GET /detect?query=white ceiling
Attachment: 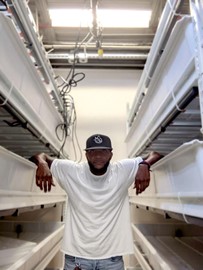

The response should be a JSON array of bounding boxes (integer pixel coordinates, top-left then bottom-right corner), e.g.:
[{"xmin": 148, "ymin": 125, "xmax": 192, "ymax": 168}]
[{"xmin": 27, "ymin": 0, "xmax": 172, "ymax": 69}]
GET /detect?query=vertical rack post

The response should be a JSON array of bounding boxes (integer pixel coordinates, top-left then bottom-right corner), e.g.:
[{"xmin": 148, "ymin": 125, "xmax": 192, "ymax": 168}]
[{"xmin": 190, "ymin": 0, "xmax": 203, "ymax": 133}]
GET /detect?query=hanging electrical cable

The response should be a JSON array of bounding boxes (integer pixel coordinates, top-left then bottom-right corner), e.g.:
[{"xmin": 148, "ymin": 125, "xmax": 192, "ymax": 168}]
[
  {"xmin": 54, "ymin": 29, "xmax": 86, "ymax": 160},
  {"xmin": 54, "ymin": 0, "xmax": 105, "ymax": 160}
]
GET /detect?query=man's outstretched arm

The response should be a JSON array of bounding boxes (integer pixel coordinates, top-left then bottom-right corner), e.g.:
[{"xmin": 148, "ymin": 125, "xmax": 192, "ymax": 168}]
[
  {"xmin": 134, "ymin": 151, "xmax": 163, "ymax": 195},
  {"xmin": 30, "ymin": 153, "xmax": 56, "ymax": 192}
]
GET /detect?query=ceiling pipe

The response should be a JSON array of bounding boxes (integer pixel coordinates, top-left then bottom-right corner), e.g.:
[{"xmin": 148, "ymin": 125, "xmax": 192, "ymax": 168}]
[
  {"xmin": 47, "ymin": 52, "xmax": 148, "ymax": 61},
  {"xmin": 44, "ymin": 44, "xmax": 151, "ymax": 50}
]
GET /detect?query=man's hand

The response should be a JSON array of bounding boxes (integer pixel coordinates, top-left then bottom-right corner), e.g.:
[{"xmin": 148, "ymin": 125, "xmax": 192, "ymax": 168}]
[
  {"xmin": 36, "ymin": 162, "xmax": 55, "ymax": 192},
  {"xmin": 133, "ymin": 164, "xmax": 150, "ymax": 195},
  {"xmin": 134, "ymin": 151, "xmax": 163, "ymax": 195},
  {"xmin": 30, "ymin": 153, "xmax": 55, "ymax": 192}
]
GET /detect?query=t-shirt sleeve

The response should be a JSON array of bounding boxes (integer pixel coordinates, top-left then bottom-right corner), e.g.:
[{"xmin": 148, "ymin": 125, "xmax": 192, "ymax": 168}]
[
  {"xmin": 50, "ymin": 159, "xmax": 76, "ymax": 189},
  {"xmin": 117, "ymin": 156, "xmax": 143, "ymax": 187}
]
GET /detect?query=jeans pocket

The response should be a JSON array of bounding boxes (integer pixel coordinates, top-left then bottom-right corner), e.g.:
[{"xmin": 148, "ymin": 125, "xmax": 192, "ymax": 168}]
[
  {"xmin": 65, "ymin": 254, "xmax": 75, "ymax": 263},
  {"xmin": 110, "ymin": 256, "xmax": 122, "ymax": 262}
]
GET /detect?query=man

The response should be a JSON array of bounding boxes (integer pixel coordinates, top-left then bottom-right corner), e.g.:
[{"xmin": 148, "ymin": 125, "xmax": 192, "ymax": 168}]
[{"xmin": 33, "ymin": 134, "xmax": 162, "ymax": 270}]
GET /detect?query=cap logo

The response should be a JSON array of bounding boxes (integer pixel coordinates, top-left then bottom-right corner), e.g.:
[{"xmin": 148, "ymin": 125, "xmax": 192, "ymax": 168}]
[{"xmin": 94, "ymin": 135, "xmax": 103, "ymax": 144}]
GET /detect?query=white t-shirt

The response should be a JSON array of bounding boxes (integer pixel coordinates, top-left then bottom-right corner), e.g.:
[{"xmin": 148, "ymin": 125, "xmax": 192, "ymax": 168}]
[{"xmin": 51, "ymin": 157, "xmax": 142, "ymax": 259}]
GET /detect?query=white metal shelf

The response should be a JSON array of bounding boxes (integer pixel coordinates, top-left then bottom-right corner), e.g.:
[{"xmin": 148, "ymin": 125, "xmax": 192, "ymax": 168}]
[
  {"xmin": 129, "ymin": 140, "xmax": 203, "ymax": 222},
  {"xmin": 0, "ymin": 145, "xmax": 66, "ymax": 269},
  {"xmin": 0, "ymin": 101, "xmax": 60, "ymax": 158},
  {"xmin": 0, "ymin": 190, "xmax": 66, "ymax": 213},
  {"xmin": 0, "ymin": 221, "xmax": 64, "ymax": 270},
  {"xmin": 0, "ymin": 13, "xmax": 68, "ymax": 157},
  {"xmin": 135, "ymin": 90, "xmax": 201, "ymax": 157},
  {"xmin": 0, "ymin": 145, "xmax": 66, "ymax": 214},
  {"xmin": 7, "ymin": 0, "xmax": 64, "ymax": 111},
  {"xmin": 126, "ymin": 16, "xmax": 199, "ymax": 158},
  {"xmin": 131, "ymin": 223, "xmax": 203, "ymax": 270},
  {"xmin": 128, "ymin": 0, "xmax": 186, "ymax": 126}
]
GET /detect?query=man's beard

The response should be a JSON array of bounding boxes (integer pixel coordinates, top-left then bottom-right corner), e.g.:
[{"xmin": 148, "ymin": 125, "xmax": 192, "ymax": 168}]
[{"xmin": 88, "ymin": 160, "xmax": 110, "ymax": 175}]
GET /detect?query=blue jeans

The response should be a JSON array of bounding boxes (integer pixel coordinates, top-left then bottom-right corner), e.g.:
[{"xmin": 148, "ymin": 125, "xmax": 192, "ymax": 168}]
[{"xmin": 64, "ymin": 254, "xmax": 124, "ymax": 270}]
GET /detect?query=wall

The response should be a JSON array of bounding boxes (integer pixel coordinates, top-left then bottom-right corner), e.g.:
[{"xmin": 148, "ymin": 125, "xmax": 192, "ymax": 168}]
[{"xmin": 55, "ymin": 68, "xmax": 142, "ymax": 161}]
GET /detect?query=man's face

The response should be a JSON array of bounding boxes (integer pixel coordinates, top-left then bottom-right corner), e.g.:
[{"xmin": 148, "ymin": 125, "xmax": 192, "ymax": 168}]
[{"xmin": 85, "ymin": 149, "xmax": 113, "ymax": 175}]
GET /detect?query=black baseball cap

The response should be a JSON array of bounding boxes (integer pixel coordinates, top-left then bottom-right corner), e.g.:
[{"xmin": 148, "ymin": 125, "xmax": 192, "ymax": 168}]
[{"xmin": 85, "ymin": 134, "xmax": 113, "ymax": 151}]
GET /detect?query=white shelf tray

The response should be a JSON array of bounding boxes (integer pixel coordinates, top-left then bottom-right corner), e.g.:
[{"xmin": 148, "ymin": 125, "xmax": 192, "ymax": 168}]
[
  {"xmin": 0, "ymin": 13, "xmax": 64, "ymax": 153},
  {"xmin": 0, "ymin": 236, "xmax": 36, "ymax": 266},
  {"xmin": 152, "ymin": 139, "xmax": 203, "ymax": 196},
  {"xmin": 0, "ymin": 146, "xmax": 36, "ymax": 192},
  {"xmin": 0, "ymin": 221, "xmax": 64, "ymax": 270},
  {"xmin": 126, "ymin": 16, "xmax": 198, "ymax": 157},
  {"xmin": 129, "ymin": 140, "xmax": 203, "ymax": 219},
  {"xmin": 0, "ymin": 146, "xmax": 66, "ymax": 212},
  {"xmin": 132, "ymin": 223, "xmax": 203, "ymax": 270}
]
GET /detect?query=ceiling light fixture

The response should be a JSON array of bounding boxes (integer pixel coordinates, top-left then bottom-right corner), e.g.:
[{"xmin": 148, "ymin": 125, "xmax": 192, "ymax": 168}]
[{"xmin": 49, "ymin": 9, "xmax": 152, "ymax": 28}]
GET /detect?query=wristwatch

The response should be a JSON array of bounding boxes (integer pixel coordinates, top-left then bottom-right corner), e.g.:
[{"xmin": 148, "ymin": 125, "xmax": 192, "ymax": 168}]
[{"xmin": 139, "ymin": 160, "xmax": 151, "ymax": 170}]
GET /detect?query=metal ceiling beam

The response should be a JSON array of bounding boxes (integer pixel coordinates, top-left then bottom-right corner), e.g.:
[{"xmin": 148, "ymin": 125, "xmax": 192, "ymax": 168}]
[{"xmin": 44, "ymin": 44, "xmax": 151, "ymax": 50}]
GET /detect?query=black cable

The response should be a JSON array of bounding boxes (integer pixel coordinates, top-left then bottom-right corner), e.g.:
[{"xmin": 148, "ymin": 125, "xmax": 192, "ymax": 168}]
[
  {"xmin": 60, "ymin": 72, "xmax": 85, "ymax": 96},
  {"xmin": 56, "ymin": 91, "xmax": 77, "ymax": 158},
  {"xmin": 72, "ymin": 110, "xmax": 83, "ymax": 162},
  {"xmin": 54, "ymin": 0, "xmax": 89, "ymax": 159},
  {"xmin": 56, "ymin": 49, "xmax": 85, "ymax": 158}
]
